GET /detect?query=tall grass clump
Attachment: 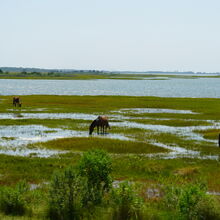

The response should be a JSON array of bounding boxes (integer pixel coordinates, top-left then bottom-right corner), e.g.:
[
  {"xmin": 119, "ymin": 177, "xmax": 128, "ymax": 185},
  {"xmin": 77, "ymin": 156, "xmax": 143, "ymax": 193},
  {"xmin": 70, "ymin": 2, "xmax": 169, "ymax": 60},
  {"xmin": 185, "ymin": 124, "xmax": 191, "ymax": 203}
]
[
  {"xmin": 164, "ymin": 182, "xmax": 220, "ymax": 220},
  {"xmin": 48, "ymin": 167, "xmax": 86, "ymax": 220},
  {"xmin": 0, "ymin": 180, "xmax": 29, "ymax": 216},
  {"xmin": 78, "ymin": 149, "xmax": 113, "ymax": 206},
  {"xmin": 111, "ymin": 181, "xmax": 143, "ymax": 220}
]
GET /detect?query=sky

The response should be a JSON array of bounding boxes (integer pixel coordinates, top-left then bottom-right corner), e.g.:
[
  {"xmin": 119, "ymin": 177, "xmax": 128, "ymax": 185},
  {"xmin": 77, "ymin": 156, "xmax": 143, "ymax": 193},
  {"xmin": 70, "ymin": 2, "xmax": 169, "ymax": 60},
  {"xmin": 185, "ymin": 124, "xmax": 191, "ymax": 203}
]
[{"xmin": 0, "ymin": 0, "xmax": 220, "ymax": 72}]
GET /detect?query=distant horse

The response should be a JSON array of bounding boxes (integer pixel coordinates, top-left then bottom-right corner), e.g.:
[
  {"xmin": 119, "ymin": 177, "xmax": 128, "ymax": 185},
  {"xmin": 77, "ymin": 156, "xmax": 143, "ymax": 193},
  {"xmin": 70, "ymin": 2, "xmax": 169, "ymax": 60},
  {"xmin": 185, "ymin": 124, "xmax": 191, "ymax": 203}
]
[
  {"xmin": 89, "ymin": 116, "xmax": 110, "ymax": 135},
  {"xmin": 13, "ymin": 97, "xmax": 22, "ymax": 107}
]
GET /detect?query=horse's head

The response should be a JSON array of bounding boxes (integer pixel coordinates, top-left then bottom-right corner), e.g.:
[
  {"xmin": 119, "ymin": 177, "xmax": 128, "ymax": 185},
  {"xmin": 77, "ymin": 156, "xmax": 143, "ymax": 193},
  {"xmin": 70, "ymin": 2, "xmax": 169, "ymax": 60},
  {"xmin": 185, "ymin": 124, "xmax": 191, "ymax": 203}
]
[
  {"xmin": 89, "ymin": 119, "xmax": 99, "ymax": 135},
  {"xmin": 89, "ymin": 122, "xmax": 95, "ymax": 135},
  {"xmin": 89, "ymin": 125, "xmax": 94, "ymax": 135}
]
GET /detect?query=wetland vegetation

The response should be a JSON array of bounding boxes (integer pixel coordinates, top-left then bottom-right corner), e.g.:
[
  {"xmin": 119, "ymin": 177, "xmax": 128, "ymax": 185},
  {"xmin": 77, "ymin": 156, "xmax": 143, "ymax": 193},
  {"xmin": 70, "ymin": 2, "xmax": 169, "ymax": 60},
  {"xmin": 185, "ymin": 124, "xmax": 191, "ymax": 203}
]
[
  {"xmin": 0, "ymin": 70, "xmax": 220, "ymax": 80},
  {"xmin": 0, "ymin": 95, "xmax": 220, "ymax": 219}
]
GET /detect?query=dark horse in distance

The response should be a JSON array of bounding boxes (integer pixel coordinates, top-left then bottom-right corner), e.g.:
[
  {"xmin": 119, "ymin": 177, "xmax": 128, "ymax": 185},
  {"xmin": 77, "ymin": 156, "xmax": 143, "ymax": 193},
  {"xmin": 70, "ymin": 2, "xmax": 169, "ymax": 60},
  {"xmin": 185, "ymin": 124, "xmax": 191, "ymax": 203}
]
[
  {"xmin": 13, "ymin": 97, "xmax": 22, "ymax": 107},
  {"xmin": 89, "ymin": 116, "xmax": 110, "ymax": 135}
]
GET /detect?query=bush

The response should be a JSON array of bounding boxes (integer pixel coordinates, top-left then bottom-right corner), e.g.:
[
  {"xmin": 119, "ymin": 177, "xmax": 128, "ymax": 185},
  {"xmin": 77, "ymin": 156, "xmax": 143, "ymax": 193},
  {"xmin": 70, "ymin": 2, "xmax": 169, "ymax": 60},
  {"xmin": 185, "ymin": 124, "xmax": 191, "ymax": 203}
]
[
  {"xmin": 163, "ymin": 184, "xmax": 182, "ymax": 210},
  {"xmin": 111, "ymin": 181, "xmax": 143, "ymax": 220},
  {"xmin": 78, "ymin": 149, "xmax": 112, "ymax": 205},
  {"xmin": 0, "ymin": 180, "xmax": 29, "ymax": 216},
  {"xmin": 164, "ymin": 183, "xmax": 220, "ymax": 220},
  {"xmin": 48, "ymin": 167, "xmax": 86, "ymax": 220},
  {"xmin": 178, "ymin": 184, "xmax": 207, "ymax": 219}
]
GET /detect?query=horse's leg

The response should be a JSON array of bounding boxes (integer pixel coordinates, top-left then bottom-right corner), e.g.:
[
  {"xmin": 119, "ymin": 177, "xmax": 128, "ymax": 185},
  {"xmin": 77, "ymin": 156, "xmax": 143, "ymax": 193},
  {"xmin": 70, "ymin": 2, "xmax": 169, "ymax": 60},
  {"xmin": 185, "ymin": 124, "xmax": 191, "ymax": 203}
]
[{"xmin": 97, "ymin": 126, "xmax": 99, "ymax": 134}]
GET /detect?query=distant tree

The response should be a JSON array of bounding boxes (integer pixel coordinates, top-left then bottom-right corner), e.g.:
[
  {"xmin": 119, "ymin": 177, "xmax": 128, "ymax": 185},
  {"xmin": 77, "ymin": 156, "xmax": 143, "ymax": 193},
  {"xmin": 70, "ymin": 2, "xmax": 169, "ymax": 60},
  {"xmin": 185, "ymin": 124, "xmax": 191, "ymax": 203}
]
[
  {"xmin": 0, "ymin": 69, "xmax": 3, "ymax": 74},
  {"xmin": 48, "ymin": 72, "xmax": 55, "ymax": 76},
  {"xmin": 31, "ymin": 71, "xmax": 41, "ymax": 76}
]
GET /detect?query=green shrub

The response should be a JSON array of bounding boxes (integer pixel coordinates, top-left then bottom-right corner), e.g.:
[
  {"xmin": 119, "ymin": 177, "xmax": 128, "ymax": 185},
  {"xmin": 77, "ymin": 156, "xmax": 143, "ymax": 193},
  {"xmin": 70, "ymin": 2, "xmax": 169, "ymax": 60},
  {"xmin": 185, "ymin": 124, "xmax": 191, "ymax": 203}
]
[
  {"xmin": 111, "ymin": 181, "xmax": 143, "ymax": 220},
  {"xmin": 164, "ymin": 183, "xmax": 220, "ymax": 220},
  {"xmin": 48, "ymin": 167, "xmax": 86, "ymax": 220},
  {"xmin": 178, "ymin": 184, "xmax": 207, "ymax": 219},
  {"xmin": 78, "ymin": 149, "xmax": 112, "ymax": 205},
  {"xmin": 0, "ymin": 180, "xmax": 29, "ymax": 216},
  {"xmin": 163, "ymin": 184, "xmax": 182, "ymax": 210}
]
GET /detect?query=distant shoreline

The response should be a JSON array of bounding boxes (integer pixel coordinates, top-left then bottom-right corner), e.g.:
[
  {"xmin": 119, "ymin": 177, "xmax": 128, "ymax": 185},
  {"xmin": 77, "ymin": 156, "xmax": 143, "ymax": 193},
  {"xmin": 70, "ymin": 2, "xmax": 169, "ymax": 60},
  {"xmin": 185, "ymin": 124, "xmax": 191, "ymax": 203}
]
[{"xmin": 0, "ymin": 67, "xmax": 219, "ymax": 75}]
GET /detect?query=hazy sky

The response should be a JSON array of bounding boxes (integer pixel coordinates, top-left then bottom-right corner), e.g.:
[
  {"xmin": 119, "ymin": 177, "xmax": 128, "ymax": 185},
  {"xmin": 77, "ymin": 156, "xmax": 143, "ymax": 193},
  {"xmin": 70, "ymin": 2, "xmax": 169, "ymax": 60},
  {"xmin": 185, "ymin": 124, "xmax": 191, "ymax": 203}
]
[{"xmin": 1, "ymin": 0, "xmax": 220, "ymax": 72}]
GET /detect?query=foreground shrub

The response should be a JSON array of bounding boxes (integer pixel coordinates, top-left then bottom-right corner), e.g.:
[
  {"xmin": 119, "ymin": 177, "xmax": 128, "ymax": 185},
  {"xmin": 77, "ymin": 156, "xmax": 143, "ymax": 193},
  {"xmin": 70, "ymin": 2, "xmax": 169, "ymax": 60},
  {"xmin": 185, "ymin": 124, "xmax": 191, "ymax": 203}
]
[
  {"xmin": 78, "ymin": 149, "xmax": 112, "ymax": 205},
  {"xmin": 178, "ymin": 184, "xmax": 207, "ymax": 219},
  {"xmin": 164, "ymin": 183, "xmax": 220, "ymax": 220},
  {"xmin": 178, "ymin": 184, "xmax": 220, "ymax": 220},
  {"xmin": 48, "ymin": 167, "xmax": 86, "ymax": 220},
  {"xmin": 111, "ymin": 181, "xmax": 143, "ymax": 220},
  {"xmin": 0, "ymin": 180, "xmax": 29, "ymax": 216}
]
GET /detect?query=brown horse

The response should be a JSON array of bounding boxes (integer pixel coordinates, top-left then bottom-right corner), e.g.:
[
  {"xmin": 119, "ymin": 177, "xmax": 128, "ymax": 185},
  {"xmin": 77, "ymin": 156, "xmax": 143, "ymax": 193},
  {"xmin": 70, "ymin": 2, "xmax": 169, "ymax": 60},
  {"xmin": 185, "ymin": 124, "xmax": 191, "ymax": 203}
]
[
  {"xmin": 89, "ymin": 116, "xmax": 110, "ymax": 135},
  {"xmin": 13, "ymin": 97, "xmax": 22, "ymax": 107}
]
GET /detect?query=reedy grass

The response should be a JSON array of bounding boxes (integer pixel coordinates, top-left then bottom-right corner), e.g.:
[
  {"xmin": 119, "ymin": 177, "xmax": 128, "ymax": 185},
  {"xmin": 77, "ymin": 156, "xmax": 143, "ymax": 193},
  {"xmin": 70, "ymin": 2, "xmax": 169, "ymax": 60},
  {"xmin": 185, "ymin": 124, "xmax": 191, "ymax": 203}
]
[
  {"xmin": 129, "ymin": 118, "xmax": 212, "ymax": 127},
  {"xmin": 0, "ymin": 119, "xmax": 88, "ymax": 131},
  {"xmin": 195, "ymin": 129, "xmax": 220, "ymax": 140},
  {"xmin": 0, "ymin": 154, "xmax": 79, "ymax": 185},
  {"xmin": 1, "ymin": 95, "xmax": 220, "ymax": 119},
  {"xmin": 0, "ymin": 152, "xmax": 220, "ymax": 191},
  {"xmin": 37, "ymin": 137, "xmax": 169, "ymax": 154},
  {"xmin": 112, "ymin": 156, "xmax": 220, "ymax": 191}
]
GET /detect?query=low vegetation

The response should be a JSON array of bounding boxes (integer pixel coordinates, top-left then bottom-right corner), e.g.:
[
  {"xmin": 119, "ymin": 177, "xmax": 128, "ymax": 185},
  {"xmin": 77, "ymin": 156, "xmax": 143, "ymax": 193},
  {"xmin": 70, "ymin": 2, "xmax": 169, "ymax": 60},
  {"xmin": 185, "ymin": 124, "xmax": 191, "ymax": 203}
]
[
  {"xmin": 0, "ymin": 150, "xmax": 219, "ymax": 219},
  {"xmin": 0, "ymin": 95, "xmax": 220, "ymax": 219}
]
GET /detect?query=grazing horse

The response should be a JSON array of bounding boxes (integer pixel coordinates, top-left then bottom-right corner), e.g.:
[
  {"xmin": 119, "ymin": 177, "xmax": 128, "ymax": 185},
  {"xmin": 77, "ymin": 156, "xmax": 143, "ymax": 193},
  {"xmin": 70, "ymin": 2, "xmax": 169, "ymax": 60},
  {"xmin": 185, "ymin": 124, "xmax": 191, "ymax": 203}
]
[
  {"xmin": 89, "ymin": 116, "xmax": 110, "ymax": 135},
  {"xmin": 13, "ymin": 97, "xmax": 22, "ymax": 107}
]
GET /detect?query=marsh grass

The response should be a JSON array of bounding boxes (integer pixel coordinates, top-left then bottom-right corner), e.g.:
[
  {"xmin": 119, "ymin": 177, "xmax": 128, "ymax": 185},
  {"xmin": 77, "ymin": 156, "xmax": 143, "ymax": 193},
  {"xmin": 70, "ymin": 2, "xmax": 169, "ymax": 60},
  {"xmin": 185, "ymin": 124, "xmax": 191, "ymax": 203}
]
[
  {"xmin": 112, "ymin": 156, "xmax": 220, "ymax": 190},
  {"xmin": 1, "ymin": 137, "xmax": 17, "ymax": 141},
  {"xmin": 0, "ymin": 95, "xmax": 220, "ymax": 219},
  {"xmin": 39, "ymin": 137, "xmax": 169, "ymax": 154},
  {"xmin": 173, "ymin": 166, "xmax": 200, "ymax": 177},
  {"xmin": 129, "ymin": 118, "xmax": 212, "ymax": 127},
  {"xmin": 0, "ymin": 119, "xmax": 88, "ymax": 131},
  {"xmin": 0, "ymin": 154, "xmax": 80, "ymax": 185},
  {"xmin": 0, "ymin": 95, "xmax": 220, "ymax": 118},
  {"xmin": 195, "ymin": 129, "xmax": 220, "ymax": 140}
]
